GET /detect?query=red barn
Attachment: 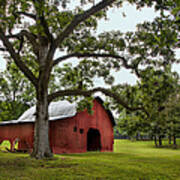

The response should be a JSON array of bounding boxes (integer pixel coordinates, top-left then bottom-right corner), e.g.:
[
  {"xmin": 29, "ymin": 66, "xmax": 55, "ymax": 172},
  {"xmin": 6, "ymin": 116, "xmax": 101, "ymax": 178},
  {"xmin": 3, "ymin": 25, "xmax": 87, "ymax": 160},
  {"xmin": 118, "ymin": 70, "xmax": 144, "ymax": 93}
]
[{"xmin": 0, "ymin": 97, "xmax": 115, "ymax": 154}]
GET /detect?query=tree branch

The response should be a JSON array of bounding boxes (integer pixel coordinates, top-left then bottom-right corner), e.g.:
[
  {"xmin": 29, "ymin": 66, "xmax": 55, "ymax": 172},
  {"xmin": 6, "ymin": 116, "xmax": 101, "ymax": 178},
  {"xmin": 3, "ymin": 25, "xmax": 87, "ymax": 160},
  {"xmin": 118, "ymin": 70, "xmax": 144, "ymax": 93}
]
[
  {"xmin": 17, "ymin": 37, "xmax": 24, "ymax": 54},
  {"xmin": 55, "ymin": 0, "xmax": 115, "ymax": 47},
  {"xmin": 0, "ymin": 47, "xmax": 7, "ymax": 52},
  {"xmin": 6, "ymin": 30, "xmax": 37, "ymax": 43},
  {"xmin": 0, "ymin": 28, "xmax": 38, "ymax": 87},
  {"xmin": 15, "ymin": 11, "xmax": 36, "ymax": 20},
  {"xmin": 31, "ymin": 0, "xmax": 53, "ymax": 42},
  {"xmin": 48, "ymin": 87, "xmax": 142, "ymax": 111},
  {"xmin": 39, "ymin": 15, "xmax": 54, "ymax": 42},
  {"xmin": 53, "ymin": 52, "xmax": 138, "ymax": 71},
  {"xmin": 6, "ymin": 30, "xmax": 39, "ymax": 57},
  {"xmin": 30, "ymin": 0, "xmax": 55, "ymax": 71}
]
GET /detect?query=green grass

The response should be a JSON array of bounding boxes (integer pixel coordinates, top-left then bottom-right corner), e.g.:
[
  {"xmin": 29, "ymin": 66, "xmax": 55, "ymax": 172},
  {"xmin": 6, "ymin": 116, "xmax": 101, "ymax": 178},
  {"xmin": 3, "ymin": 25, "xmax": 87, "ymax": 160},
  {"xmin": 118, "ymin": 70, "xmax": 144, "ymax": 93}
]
[{"xmin": 0, "ymin": 140, "xmax": 180, "ymax": 180}]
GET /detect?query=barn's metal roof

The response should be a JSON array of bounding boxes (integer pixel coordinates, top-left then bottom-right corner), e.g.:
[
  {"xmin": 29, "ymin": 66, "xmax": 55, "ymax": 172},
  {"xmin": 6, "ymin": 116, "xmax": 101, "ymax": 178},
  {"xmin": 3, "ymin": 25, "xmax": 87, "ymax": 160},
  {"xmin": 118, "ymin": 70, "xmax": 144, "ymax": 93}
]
[
  {"xmin": 0, "ymin": 97, "xmax": 115, "ymax": 126},
  {"xmin": 0, "ymin": 100, "xmax": 76, "ymax": 125}
]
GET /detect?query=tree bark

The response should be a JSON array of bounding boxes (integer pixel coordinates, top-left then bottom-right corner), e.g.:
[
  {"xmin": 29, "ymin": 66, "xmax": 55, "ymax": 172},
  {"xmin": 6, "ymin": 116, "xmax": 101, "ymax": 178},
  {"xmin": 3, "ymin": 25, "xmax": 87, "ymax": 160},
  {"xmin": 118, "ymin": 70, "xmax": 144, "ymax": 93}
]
[
  {"xmin": 158, "ymin": 136, "xmax": 162, "ymax": 147},
  {"xmin": 31, "ymin": 44, "xmax": 53, "ymax": 159},
  {"xmin": 173, "ymin": 135, "xmax": 177, "ymax": 148},
  {"xmin": 154, "ymin": 135, "xmax": 158, "ymax": 147},
  {"xmin": 136, "ymin": 133, "xmax": 139, "ymax": 141},
  {"xmin": 168, "ymin": 135, "xmax": 171, "ymax": 145},
  {"xmin": 31, "ymin": 87, "xmax": 52, "ymax": 159}
]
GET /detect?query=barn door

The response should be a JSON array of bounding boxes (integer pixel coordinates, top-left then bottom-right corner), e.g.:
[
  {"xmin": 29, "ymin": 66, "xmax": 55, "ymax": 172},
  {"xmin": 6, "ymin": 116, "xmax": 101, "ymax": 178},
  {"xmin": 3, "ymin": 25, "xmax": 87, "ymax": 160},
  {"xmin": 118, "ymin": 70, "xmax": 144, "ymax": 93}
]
[{"xmin": 87, "ymin": 128, "xmax": 101, "ymax": 151}]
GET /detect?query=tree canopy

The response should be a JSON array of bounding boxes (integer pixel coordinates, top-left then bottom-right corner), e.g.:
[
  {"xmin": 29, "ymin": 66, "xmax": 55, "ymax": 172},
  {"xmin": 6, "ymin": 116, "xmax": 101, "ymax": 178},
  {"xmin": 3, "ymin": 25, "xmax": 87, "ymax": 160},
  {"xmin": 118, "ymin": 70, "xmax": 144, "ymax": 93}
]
[
  {"xmin": 116, "ymin": 67, "xmax": 180, "ymax": 147},
  {"xmin": 0, "ymin": 62, "xmax": 36, "ymax": 121}
]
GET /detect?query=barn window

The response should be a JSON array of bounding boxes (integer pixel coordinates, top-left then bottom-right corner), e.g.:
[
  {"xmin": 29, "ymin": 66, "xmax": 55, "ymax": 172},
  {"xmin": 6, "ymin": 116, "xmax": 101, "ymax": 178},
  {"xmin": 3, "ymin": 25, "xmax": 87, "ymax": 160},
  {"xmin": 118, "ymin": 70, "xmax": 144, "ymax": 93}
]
[
  {"xmin": 73, "ymin": 126, "xmax": 77, "ymax": 132},
  {"xmin": 80, "ymin": 129, "xmax": 84, "ymax": 134}
]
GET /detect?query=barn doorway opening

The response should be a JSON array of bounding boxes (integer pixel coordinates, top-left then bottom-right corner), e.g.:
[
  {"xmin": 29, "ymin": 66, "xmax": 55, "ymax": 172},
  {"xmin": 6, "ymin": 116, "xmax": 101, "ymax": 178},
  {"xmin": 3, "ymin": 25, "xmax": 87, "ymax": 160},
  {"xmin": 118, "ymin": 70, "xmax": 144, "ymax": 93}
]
[{"xmin": 87, "ymin": 128, "xmax": 101, "ymax": 151}]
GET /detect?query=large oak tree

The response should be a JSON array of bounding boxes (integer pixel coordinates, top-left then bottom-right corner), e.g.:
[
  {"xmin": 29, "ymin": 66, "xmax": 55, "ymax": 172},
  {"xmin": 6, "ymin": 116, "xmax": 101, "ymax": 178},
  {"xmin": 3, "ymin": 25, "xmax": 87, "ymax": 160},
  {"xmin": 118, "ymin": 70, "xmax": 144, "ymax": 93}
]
[{"xmin": 0, "ymin": 0, "xmax": 179, "ymax": 159}]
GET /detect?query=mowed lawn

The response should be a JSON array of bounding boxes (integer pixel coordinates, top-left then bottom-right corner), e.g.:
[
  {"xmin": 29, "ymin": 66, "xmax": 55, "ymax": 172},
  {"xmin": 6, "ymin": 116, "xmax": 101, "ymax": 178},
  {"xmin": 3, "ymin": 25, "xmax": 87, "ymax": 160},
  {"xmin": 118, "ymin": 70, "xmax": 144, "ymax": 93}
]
[{"xmin": 0, "ymin": 140, "xmax": 180, "ymax": 180}]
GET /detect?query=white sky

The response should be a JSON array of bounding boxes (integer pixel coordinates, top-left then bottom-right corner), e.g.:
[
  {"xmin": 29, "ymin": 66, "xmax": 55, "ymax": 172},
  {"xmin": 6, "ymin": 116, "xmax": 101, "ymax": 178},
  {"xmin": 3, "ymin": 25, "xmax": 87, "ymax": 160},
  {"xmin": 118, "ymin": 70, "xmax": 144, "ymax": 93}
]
[{"xmin": 0, "ymin": 2, "xmax": 179, "ymax": 85}]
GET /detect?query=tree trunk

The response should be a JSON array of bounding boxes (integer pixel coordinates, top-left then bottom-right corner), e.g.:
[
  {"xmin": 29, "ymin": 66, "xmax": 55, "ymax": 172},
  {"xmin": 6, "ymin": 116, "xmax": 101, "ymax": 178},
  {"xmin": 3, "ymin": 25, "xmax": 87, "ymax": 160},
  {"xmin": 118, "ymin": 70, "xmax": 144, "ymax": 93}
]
[
  {"xmin": 158, "ymin": 136, "xmax": 162, "ymax": 147},
  {"xmin": 173, "ymin": 135, "xmax": 177, "ymax": 149},
  {"xmin": 168, "ymin": 135, "xmax": 171, "ymax": 145},
  {"xmin": 154, "ymin": 135, "xmax": 158, "ymax": 147},
  {"xmin": 140, "ymin": 134, "xmax": 143, "ymax": 141},
  {"xmin": 31, "ymin": 68, "xmax": 53, "ymax": 159},
  {"xmin": 30, "ymin": 42, "xmax": 53, "ymax": 159},
  {"xmin": 31, "ymin": 90, "xmax": 52, "ymax": 159},
  {"xmin": 136, "ymin": 133, "xmax": 139, "ymax": 141}
]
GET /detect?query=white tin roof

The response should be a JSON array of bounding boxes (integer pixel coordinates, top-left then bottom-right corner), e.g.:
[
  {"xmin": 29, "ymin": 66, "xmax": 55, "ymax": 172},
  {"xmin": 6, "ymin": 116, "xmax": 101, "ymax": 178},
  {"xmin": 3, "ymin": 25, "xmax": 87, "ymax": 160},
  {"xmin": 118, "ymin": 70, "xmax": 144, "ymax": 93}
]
[{"xmin": 0, "ymin": 100, "xmax": 77, "ymax": 125}]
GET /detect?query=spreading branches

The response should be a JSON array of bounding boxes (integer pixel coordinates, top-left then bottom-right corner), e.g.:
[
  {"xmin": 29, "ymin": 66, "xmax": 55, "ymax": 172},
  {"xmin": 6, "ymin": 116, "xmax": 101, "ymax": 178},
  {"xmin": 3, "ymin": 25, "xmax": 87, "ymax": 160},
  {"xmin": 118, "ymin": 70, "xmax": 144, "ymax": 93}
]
[
  {"xmin": 48, "ymin": 87, "xmax": 143, "ymax": 111},
  {"xmin": 53, "ymin": 52, "xmax": 141, "ymax": 77},
  {"xmin": 0, "ymin": 28, "xmax": 38, "ymax": 87},
  {"xmin": 6, "ymin": 30, "xmax": 37, "ymax": 45},
  {"xmin": 55, "ymin": 0, "xmax": 115, "ymax": 47},
  {"xmin": 6, "ymin": 30, "xmax": 39, "ymax": 57},
  {"xmin": 31, "ymin": 0, "xmax": 53, "ymax": 42},
  {"xmin": 39, "ymin": 15, "xmax": 54, "ymax": 42}
]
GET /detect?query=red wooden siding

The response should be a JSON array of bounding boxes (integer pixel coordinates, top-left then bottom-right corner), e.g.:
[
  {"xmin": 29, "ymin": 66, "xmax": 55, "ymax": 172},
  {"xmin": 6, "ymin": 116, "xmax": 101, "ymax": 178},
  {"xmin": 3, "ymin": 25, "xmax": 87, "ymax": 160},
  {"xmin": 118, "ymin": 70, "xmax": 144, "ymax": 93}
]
[
  {"xmin": 0, "ymin": 123, "xmax": 34, "ymax": 151},
  {"xmin": 0, "ymin": 99, "xmax": 114, "ymax": 154}
]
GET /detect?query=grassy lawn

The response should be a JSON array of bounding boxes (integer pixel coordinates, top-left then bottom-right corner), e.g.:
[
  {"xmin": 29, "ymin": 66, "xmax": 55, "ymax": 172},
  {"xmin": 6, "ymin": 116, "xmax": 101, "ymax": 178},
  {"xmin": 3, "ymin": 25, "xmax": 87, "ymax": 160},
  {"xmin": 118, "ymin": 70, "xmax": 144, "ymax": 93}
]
[{"xmin": 0, "ymin": 140, "xmax": 180, "ymax": 180}]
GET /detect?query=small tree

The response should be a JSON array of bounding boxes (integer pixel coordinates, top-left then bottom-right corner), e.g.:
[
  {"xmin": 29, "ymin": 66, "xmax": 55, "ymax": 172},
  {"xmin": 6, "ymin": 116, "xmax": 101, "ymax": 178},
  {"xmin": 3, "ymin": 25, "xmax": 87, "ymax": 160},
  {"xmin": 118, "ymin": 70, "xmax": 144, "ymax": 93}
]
[
  {"xmin": 0, "ymin": 63, "xmax": 35, "ymax": 121},
  {"xmin": 161, "ymin": 88, "xmax": 180, "ymax": 148}
]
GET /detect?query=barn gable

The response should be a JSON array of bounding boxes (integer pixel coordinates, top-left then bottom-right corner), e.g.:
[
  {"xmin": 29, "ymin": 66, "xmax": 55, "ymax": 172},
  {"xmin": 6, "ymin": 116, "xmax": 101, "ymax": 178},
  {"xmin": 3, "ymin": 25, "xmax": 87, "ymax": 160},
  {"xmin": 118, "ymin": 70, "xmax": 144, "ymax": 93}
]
[{"xmin": 94, "ymin": 97, "xmax": 115, "ymax": 126}]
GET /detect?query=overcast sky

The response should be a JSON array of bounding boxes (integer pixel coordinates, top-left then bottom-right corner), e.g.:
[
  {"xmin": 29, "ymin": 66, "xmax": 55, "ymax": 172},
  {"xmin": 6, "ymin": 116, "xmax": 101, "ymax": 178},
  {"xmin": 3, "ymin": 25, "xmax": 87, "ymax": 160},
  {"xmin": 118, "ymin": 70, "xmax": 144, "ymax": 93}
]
[{"xmin": 0, "ymin": 2, "xmax": 179, "ymax": 85}]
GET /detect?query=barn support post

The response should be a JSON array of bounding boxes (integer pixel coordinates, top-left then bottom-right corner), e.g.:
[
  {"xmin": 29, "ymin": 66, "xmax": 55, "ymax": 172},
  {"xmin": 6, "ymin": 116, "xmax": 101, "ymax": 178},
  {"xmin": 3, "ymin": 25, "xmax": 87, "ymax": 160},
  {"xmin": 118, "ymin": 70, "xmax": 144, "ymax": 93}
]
[{"xmin": 10, "ymin": 139, "xmax": 15, "ymax": 152}]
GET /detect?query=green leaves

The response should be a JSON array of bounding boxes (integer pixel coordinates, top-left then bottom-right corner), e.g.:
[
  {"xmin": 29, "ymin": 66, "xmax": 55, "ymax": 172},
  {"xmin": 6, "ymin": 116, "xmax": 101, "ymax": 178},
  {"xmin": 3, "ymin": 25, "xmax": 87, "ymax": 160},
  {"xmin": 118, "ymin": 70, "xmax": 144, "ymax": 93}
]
[
  {"xmin": 0, "ymin": 62, "xmax": 38, "ymax": 121},
  {"xmin": 125, "ymin": 17, "xmax": 178, "ymax": 69},
  {"xmin": 115, "ymin": 66, "xmax": 180, "ymax": 140},
  {"xmin": 0, "ymin": 62, "xmax": 36, "ymax": 105},
  {"xmin": 77, "ymin": 96, "xmax": 94, "ymax": 114},
  {"xmin": 0, "ymin": 101, "xmax": 29, "ymax": 121}
]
